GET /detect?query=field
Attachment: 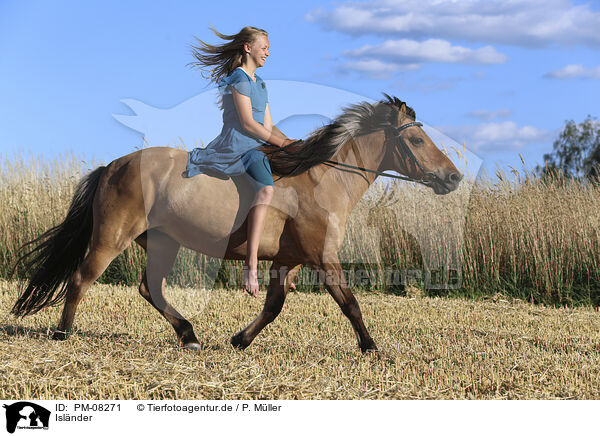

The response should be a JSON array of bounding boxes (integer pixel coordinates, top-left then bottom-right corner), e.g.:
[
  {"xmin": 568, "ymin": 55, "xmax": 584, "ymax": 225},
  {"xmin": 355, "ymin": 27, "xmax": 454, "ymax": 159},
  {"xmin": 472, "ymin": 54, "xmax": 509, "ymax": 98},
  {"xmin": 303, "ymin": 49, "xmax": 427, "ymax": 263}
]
[
  {"xmin": 1, "ymin": 279, "xmax": 599, "ymax": 400},
  {"xmin": 2, "ymin": 152, "xmax": 600, "ymax": 305},
  {"xmin": 2, "ymin": 151, "xmax": 600, "ymax": 400}
]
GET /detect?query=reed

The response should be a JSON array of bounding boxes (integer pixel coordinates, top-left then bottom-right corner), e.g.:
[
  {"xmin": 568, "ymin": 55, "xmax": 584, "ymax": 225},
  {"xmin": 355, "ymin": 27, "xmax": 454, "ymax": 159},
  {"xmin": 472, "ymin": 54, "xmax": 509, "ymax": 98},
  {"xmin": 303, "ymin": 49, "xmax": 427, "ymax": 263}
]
[{"xmin": 1, "ymin": 151, "xmax": 599, "ymax": 306}]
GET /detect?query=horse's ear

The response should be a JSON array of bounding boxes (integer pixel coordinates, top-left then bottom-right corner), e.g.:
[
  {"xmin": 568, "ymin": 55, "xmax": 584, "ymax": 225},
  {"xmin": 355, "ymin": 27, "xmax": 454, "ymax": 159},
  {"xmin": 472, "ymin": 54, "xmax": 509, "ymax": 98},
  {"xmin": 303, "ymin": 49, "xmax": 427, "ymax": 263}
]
[{"xmin": 399, "ymin": 102, "xmax": 407, "ymax": 114}]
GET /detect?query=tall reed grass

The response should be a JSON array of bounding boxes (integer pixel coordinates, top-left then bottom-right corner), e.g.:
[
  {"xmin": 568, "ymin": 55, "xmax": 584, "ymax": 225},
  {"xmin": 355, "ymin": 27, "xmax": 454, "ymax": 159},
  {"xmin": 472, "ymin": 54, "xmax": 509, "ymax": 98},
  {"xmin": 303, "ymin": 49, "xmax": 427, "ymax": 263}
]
[{"xmin": 1, "ymin": 151, "xmax": 599, "ymax": 306}]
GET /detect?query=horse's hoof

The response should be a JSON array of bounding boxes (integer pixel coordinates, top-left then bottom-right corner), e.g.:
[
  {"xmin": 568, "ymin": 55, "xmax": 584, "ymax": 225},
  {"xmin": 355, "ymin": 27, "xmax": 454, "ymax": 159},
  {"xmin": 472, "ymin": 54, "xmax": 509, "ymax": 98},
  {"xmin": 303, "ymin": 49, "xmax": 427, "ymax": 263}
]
[
  {"xmin": 52, "ymin": 330, "xmax": 68, "ymax": 341},
  {"xmin": 360, "ymin": 342, "xmax": 379, "ymax": 354},
  {"xmin": 230, "ymin": 333, "xmax": 250, "ymax": 350},
  {"xmin": 182, "ymin": 342, "xmax": 202, "ymax": 352}
]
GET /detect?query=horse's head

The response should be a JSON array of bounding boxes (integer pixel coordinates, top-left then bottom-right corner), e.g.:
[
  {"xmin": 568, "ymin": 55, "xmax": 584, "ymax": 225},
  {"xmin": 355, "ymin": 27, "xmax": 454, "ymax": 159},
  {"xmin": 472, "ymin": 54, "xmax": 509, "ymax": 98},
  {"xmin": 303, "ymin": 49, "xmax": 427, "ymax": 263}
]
[{"xmin": 379, "ymin": 94, "xmax": 462, "ymax": 195}]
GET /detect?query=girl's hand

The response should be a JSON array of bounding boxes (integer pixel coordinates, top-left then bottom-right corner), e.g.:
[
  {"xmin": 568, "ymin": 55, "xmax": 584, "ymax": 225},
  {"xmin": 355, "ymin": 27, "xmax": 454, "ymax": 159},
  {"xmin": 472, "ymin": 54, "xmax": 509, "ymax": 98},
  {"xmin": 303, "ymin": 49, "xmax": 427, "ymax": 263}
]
[{"xmin": 281, "ymin": 138, "xmax": 298, "ymax": 147}]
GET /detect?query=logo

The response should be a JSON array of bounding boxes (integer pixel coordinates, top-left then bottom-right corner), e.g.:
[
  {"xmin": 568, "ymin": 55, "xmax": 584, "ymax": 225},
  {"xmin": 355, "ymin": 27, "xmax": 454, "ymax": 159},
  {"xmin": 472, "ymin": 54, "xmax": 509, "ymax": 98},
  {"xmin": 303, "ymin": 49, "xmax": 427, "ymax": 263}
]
[{"xmin": 3, "ymin": 402, "xmax": 50, "ymax": 433}]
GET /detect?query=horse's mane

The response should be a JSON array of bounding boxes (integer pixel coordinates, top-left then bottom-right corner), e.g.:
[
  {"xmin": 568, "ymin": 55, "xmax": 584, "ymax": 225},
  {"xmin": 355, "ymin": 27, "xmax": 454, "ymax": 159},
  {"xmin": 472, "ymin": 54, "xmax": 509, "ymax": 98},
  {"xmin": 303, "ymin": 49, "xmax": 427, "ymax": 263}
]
[{"xmin": 261, "ymin": 93, "xmax": 416, "ymax": 177}]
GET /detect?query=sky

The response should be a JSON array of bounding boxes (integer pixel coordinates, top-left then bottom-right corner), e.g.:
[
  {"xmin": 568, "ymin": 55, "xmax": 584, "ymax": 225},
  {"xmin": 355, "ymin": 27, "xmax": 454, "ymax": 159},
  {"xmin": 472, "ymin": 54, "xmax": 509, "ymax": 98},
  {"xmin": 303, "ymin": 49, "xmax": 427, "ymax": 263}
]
[{"xmin": 1, "ymin": 0, "xmax": 599, "ymax": 178}]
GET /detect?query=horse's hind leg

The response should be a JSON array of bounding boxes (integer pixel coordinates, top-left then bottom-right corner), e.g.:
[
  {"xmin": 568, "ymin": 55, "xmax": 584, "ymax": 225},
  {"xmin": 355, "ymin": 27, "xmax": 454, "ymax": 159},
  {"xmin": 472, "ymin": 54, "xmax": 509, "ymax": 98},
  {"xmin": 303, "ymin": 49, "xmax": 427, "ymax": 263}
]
[
  {"xmin": 136, "ymin": 229, "xmax": 201, "ymax": 350},
  {"xmin": 231, "ymin": 262, "xmax": 300, "ymax": 349},
  {"xmin": 53, "ymin": 243, "xmax": 124, "ymax": 340}
]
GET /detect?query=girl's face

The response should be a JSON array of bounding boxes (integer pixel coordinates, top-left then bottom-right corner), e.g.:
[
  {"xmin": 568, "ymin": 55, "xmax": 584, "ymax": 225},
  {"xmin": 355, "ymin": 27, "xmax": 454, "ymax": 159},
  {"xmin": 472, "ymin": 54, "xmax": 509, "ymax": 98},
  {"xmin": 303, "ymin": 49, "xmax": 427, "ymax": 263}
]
[{"xmin": 245, "ymin": 34, "xmax": 270, "ymax": 68}]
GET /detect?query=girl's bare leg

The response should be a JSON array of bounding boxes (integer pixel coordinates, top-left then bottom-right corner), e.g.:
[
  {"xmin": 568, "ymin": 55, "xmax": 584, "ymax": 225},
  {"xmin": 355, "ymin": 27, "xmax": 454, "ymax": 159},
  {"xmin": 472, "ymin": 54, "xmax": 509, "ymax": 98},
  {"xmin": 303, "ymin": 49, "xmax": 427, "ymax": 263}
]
[{"xmin": 244, "ymin": 185, "xmax": 274, "ymax": 297}]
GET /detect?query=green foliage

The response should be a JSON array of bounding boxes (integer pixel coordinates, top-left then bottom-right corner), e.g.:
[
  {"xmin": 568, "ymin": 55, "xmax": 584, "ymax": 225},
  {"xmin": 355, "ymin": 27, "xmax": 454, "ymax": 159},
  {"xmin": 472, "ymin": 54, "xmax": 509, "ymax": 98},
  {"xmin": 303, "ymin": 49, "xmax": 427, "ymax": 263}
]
[{"xmin": 539, "ymin": 115, "xmax": 600, "ymax": 179}]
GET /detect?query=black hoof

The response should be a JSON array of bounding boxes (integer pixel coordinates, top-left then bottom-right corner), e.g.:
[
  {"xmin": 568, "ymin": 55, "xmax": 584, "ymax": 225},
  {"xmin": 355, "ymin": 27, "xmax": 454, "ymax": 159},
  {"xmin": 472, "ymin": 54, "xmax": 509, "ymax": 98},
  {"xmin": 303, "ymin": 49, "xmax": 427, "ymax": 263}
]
[
  {"xmin": 230, "ymin": 333, "xmax": 250, "ymax": 350},
  {"xmin": 360, "ymin": 342, "xmax": 378, "ymax": 354},
  {"xmin": 52, "ymin": 330, "xmax": 69, "ymax": 341}
]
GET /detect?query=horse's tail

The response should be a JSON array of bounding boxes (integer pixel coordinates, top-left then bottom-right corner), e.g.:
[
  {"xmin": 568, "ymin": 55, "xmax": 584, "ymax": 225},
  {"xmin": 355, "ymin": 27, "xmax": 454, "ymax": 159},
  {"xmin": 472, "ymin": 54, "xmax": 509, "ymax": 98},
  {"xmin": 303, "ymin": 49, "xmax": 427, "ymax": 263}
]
[{"xmin": 10, "ymin": 166, "xmax": 107, "ymax": 317}]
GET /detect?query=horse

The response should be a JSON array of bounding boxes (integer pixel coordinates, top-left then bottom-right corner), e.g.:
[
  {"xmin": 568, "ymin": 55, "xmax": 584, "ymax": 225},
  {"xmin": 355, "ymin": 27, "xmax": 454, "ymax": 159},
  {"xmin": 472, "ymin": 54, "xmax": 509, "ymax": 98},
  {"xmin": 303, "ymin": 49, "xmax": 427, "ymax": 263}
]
[{"xmin": 10, "ymin": 94, "xmax": 462, "ymax": 353}]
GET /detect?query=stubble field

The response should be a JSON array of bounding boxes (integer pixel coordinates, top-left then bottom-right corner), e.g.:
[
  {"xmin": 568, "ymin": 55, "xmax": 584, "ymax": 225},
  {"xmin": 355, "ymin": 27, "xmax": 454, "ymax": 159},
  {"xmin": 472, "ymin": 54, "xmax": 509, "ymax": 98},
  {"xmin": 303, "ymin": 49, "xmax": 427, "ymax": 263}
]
[
  {"xmin": 2, "ymin": 152, "xmax": 600, "ymax": 400},
  {"xmin": 1, "ymin": 280, "xmax": 599, "ymax": 400}
]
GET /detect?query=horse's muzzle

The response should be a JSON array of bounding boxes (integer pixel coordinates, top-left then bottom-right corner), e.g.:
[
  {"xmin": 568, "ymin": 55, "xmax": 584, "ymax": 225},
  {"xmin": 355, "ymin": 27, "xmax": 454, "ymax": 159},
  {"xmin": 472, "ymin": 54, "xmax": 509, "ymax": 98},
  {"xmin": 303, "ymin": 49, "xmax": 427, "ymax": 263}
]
[{"xmin": 426, "ymin": 170, "xmax": 463, "ymax": 195}]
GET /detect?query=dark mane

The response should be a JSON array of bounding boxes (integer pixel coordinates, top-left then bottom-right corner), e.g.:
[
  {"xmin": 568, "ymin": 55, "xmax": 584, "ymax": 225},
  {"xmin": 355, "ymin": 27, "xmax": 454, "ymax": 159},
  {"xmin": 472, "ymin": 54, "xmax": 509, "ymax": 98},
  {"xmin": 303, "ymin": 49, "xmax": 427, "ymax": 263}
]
[{"xmin": 262, "ymin": 93, "xmax": 415, "ymax": 177}]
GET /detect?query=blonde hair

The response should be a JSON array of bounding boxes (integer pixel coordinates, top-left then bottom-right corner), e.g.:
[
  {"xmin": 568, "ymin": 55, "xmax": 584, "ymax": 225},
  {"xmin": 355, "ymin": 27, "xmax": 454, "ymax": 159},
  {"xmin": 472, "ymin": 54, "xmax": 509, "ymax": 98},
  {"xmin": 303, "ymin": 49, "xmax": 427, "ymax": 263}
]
[{"xmin": 188, "ymin": 25, "xmax": 268, "ymax": 85}]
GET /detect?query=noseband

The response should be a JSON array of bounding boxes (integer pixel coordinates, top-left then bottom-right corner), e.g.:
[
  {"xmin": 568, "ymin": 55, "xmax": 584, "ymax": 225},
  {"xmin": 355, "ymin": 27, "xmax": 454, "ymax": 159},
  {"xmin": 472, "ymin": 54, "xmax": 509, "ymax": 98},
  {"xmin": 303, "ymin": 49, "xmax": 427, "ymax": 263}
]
[{"xmin": 322, "ymin": 120, "xmax": 431, "ymax": 183}]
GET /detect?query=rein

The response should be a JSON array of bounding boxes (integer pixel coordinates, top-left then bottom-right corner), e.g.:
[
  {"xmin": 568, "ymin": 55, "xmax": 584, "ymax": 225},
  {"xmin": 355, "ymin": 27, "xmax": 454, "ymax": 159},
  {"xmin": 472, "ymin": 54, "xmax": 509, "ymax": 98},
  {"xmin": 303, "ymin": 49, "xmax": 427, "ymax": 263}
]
[
  {"xmin": 264, "ymin": 121, "xmax": 428, "ymax": 183},
  {"xmin": 325, "ymin": 121, "xmax": 426, "ymax": 182}
]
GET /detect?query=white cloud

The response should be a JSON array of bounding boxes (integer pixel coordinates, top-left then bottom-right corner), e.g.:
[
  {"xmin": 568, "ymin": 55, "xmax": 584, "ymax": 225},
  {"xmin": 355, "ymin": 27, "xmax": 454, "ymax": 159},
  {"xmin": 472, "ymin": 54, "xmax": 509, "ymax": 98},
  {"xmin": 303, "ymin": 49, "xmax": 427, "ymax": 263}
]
[
  {"xmin": 306, "ymin": 0, "xmax": 600, "ymax": 47},
  {"xmin": 344, "ymin": 39, "xmax": 507, "ymax": 65},
  {"xmin": 545, "ymin": 64, "xmax": 600, "ymax": 79},
  {"xmin": 389, "ymin": 70, "xmax": 487, "ymax": 93},
  {"xmin": 436, "ymin": 121, "xmax": 555, "ymax": 151},
  {"xmin": 340, "ymin": 59, "xmax": 421, "ymax": 79},
  {"xmin": 466, "ymin": 109, "xmax": 513, "ymax": 121}
]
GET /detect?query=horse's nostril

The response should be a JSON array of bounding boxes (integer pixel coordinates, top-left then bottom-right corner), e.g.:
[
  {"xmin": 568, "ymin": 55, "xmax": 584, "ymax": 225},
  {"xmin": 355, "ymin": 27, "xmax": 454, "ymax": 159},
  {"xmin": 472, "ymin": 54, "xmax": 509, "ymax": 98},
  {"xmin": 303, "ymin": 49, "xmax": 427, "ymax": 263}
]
[{"xmin": 448, "ymin": 172, "xmax": 462, "ymax": 184}]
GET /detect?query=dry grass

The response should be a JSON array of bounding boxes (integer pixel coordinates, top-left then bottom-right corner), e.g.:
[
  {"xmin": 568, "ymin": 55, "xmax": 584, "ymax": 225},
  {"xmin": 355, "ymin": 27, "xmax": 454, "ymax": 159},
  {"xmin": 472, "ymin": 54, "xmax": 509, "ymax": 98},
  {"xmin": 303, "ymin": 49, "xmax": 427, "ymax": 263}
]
[
  {"xmin": 1, "ymin": 279, "xmax": 599, "ymax": 400},
  {"xmin": 3, "ymin": 151, "xmax": 600, "ymax": 304},
  {"xmin": 0, "ymin": 152, "xmax": 89, "ymax": 278},
  {"xmin": 2, "ymin": 151, "xmax": 600, "ymax": 399},
  {"xmin": 462, "ymin": 171, "xmax": 600, "ymax": 304}
]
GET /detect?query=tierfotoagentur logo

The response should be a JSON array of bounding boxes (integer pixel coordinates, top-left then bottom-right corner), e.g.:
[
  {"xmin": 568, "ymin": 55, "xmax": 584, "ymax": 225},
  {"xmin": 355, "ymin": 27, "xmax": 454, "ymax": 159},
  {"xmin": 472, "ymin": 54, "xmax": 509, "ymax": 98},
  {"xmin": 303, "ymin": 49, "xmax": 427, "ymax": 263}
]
[{"xmin": 2, "ymin": 402, "xmax": 50, "ymax": 433}]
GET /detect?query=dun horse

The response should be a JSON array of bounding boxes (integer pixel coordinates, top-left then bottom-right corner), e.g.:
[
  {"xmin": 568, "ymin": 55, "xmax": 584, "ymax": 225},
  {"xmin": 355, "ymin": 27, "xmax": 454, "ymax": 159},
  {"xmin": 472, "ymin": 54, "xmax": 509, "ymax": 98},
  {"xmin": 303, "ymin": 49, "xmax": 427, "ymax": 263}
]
[{"xmin": 11, "ymin": 95, "xmax": 462, "ymax": 352}]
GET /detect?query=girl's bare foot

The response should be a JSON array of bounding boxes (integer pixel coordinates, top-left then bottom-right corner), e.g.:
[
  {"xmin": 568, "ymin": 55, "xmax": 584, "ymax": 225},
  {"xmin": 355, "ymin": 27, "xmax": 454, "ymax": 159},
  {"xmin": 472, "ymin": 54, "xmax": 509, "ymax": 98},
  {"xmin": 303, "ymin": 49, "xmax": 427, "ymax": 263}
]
[{"xmin": 243, "ymin": 263, "xmax": 259, "ymax": 297}]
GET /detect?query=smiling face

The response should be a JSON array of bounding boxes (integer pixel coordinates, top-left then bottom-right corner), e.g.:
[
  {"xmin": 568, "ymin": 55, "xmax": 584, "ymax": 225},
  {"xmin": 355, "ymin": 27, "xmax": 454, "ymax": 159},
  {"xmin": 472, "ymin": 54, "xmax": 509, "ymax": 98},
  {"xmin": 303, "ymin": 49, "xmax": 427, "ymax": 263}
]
[{"xmin": 244, "ymin": 34, "xmax": 270, "ymax": 69}]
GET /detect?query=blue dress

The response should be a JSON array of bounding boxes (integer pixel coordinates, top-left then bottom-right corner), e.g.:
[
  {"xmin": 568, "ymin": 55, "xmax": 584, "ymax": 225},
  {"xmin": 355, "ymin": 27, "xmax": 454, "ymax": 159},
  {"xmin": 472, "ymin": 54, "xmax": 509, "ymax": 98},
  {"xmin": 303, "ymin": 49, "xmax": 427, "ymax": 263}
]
[{"xmin": 185, "ymin": 67, "xmax": 272, "ymax": 186}]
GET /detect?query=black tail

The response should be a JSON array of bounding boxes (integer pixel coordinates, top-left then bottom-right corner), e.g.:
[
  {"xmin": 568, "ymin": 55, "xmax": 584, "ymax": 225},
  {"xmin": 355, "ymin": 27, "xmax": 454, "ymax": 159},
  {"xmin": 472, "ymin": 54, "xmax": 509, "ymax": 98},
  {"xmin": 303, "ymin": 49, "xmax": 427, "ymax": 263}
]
[{"xmin": 10, "ymin": 166, "xmax": 106, "ymax": 317}]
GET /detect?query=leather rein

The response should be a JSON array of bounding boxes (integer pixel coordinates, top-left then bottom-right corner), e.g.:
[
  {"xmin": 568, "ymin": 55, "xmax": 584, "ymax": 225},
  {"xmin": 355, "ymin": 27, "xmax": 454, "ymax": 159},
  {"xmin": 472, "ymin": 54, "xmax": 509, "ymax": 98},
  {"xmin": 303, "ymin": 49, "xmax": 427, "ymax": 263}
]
[
  {"xmin": 264, "ymin": 120, "xmax": 434, "ymax": 184},
  {"xmin": 323, "ymin": 121, "xmax": 427, "ymax": 183}
]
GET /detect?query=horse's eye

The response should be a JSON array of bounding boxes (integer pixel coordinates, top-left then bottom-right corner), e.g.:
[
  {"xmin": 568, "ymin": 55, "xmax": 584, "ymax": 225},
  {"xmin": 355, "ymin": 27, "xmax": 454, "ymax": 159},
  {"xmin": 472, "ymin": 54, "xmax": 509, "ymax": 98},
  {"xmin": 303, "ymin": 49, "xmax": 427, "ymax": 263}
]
[{"xmin": 410, "ymin": 137, "xmax": 425, "ymax": 146}]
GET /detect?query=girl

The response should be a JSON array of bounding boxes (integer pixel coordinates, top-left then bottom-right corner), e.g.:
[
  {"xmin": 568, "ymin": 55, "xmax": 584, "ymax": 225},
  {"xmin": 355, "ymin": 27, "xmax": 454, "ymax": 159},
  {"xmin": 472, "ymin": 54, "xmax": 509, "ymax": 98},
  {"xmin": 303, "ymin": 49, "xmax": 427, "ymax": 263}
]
[{"xmin": 186, "ymin": 26, "xmax": 296, "ymax": 297}]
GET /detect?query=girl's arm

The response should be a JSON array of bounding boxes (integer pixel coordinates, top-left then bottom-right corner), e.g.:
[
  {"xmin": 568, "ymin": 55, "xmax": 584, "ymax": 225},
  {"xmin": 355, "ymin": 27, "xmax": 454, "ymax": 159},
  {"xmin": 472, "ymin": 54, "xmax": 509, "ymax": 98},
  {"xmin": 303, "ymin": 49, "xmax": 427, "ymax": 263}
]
[
  {"xmin": 232, "ymin": 90, "xmax": 294, "ymax": 147},
  {"xmin": 264, "ymin": 104, "xmax": 288, "ymax": 140}
]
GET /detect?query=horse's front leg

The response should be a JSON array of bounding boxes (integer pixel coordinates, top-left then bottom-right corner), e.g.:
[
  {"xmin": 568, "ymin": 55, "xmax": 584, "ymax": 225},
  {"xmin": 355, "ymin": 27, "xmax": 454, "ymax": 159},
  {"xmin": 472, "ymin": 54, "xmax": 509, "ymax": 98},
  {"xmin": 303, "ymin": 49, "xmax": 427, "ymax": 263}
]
[
  {"xmin": 231, "ymin": 262, "xmax": 300, "ymax": 349},
  {"xmin": 320, "ymin": 259, "xmax": 377, "ymax": 353}
]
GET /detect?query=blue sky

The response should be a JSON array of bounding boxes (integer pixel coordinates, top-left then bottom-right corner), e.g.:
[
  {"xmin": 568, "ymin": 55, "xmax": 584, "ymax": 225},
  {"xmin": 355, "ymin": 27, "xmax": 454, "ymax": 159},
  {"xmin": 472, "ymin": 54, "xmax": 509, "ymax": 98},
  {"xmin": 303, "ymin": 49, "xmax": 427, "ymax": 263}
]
[{"xmin": 1, "ymin": 0, "xmax": 599, "ymax": 176}]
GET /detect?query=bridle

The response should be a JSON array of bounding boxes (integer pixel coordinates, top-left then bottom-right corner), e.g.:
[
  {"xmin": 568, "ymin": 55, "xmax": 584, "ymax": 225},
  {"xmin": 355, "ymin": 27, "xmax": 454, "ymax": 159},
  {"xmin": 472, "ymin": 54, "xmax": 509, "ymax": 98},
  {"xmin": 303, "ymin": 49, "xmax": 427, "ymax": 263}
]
[
  {"xmin": 323, "ymin": 120, "xmax": 428, "ymax": 183},
  {"xmin": 264, "ymin": 119, "xmax": 436, "ymax": 185}
]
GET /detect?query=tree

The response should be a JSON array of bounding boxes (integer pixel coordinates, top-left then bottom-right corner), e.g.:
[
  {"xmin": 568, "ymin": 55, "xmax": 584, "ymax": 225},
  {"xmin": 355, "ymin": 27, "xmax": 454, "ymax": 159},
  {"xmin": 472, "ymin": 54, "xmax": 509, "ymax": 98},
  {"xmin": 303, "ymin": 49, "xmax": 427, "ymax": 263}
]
[{"xmin": 539, "ymin": 115, "xmax": 600, "ymax": 180}]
